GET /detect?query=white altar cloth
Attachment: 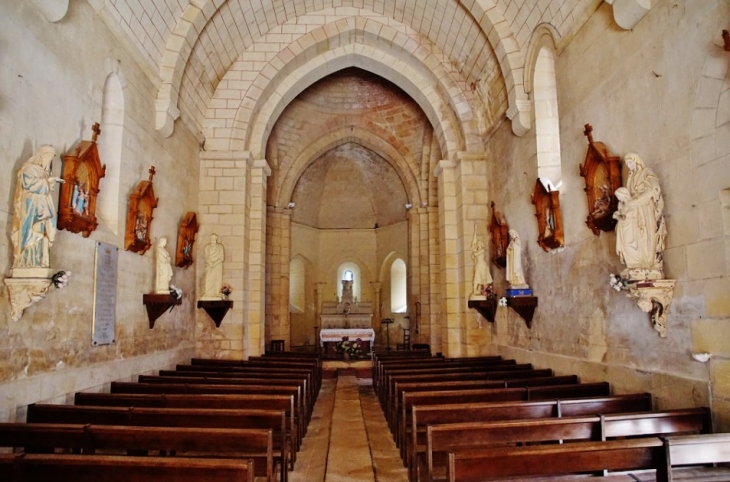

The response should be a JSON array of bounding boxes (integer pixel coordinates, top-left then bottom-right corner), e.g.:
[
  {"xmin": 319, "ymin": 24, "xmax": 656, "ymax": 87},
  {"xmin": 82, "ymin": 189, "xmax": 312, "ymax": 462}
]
[{"xmin": 319, "ymin": 328, "xmax": 375, "ymax": 346}]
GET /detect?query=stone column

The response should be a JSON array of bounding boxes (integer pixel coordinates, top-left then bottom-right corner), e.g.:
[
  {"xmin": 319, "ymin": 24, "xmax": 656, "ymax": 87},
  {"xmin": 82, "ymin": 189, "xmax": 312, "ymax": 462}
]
[
  {"xmin": 266, "ymin": 207, "xmax": 291, "ymax": 350},
  {"xmin": 457, "ymin": 152, "xmax": 491, "ymax": 356},
  {"xmin": 370, "ymin": 281, "xmax": 382, "ymax": 329},
  {"xmin": 196, "ymin": 150, "xmax": 250, "ymax": 359},
  {"xmin": 244, "ymin": 158, "xmax": 271, "ymax": 357},
  {"xmin": 314, "ymin": 281, "xmax": 327, "ymax": 350},
  {"xmin": 434, "ymin": 159, "xmax": 463, "ymax": 357}
]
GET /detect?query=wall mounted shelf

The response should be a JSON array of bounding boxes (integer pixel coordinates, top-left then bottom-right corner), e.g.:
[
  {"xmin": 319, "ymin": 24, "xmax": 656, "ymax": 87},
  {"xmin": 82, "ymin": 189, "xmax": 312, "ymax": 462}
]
[
  {"xmin": 506, "ymin": 296, "xmax": 538, "ymax": 328},
  {"xmin": 468, "ymin": 298, "xmax": 497, "ymax": 323},
  {"xmin": 197, "ymin": 299, "xmax": 233, "ymax": 327},
  {"xmin": 142, "ymin": 293, "xmax": 181, "ymax": 328}
]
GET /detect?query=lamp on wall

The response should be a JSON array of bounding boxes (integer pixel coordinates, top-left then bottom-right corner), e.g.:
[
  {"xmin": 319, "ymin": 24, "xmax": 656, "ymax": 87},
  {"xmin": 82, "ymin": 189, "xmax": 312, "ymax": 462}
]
[
  {"xmin": 404, "ymin": 203, "xmax": 412, "ymax": 209},
  {"xmin": 287, "ymin": 202, "xmax": 296, "ymax": 208}
]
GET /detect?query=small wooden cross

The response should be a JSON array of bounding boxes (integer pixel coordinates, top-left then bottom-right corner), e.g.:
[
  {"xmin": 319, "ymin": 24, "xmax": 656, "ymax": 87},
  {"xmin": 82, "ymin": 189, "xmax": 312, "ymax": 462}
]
[
  {"xmin": 148, "ymin": 166, "xmax": 156, "ymax": 182},
  {"xmin": 583, "ymin": 124, "xmax": 594, "ymax": 144},
  {"xmin": 91, "ymin": 122, "xmax": 101, "ymax": 142}
]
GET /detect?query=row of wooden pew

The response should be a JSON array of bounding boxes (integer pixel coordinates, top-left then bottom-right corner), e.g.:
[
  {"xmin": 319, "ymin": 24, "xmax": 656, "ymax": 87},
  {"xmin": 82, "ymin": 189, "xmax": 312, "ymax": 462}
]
[
  {"xmin": 0, "ymin": 351, "xmax": 322, "ymax": 482},
  {"xmin": 372, "ymin": 350, "xmax": 730, "ymax": 482}
]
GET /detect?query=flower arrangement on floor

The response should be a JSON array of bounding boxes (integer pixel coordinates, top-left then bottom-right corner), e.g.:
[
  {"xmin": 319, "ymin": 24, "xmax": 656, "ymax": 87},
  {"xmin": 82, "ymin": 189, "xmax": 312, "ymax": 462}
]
[
  {"xmin": 609, "ymin": 273, "xmax": 629, "ymax": 292},
  {"xmin": 51, "ymin": 271, "xmax": 71, "ymax": 289},
  {"xmin": 334, "ymin": 336, "xmax": 363, "ymax": 357}
]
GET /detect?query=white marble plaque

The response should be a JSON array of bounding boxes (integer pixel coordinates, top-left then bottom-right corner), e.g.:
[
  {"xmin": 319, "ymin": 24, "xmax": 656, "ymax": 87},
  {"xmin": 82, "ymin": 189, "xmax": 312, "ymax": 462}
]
[{"xmin": 92, "ymin": 241, "xmax": 118, "ymax": 345}]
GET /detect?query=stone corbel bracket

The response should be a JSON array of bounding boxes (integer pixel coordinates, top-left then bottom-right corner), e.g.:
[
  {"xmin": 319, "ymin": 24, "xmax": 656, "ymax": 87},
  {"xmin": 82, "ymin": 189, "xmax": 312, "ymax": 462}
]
[
  {"xmin": 626, "ymin": 279, "xmax": 676, "ymax": 338},
  {"xmin": 4, "ymin": 277, "xmax": 54, "ymax": 321},
  {"xmin": 604, "ymin": 0, "xmax": 652, "ymax": 30}
]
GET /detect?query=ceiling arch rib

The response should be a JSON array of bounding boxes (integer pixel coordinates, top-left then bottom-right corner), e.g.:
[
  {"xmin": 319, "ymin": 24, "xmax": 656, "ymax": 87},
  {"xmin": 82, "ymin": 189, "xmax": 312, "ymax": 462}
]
[
  {"xmin": 276, "ymin": 124, "xmax": 422, "ymax": 210},
  {"xmin": 154, "ymin": 0, "xmax": 514, "ymax": 140},
  {"xmin": 225, "ymin": 19, "xmax": 479, "ymax": 160}
]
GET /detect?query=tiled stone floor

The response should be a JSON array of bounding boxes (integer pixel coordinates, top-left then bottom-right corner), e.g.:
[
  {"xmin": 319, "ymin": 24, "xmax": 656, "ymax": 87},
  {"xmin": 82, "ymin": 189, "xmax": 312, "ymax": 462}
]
[{"xmin": 289, "ymin": 375, "xmax": 408, "ymax": 482}]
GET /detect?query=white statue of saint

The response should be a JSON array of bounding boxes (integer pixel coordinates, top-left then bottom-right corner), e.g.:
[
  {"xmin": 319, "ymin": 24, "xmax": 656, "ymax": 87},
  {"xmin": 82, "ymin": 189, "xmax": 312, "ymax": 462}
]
[
  {"xmin": 506, "ymin": 229, "xmax": 529, "ymax": 288},
  {"xmin": 613, "ymin": 152, "xmax": 667, "ymax": 279},
  {"xmin": 11, "ymin": 145, "xmax": 64, "ymax": 271},
  {"xmin": 202, "ymin": 233, "xmax": 225, "ymax": 300},
  {"xmin": 155, "ymin": 237, "xmax": 173, "ymax": 294},
  {"xmin": 470, "ymin": 224, "xmax": 492, "ymax": 300}
]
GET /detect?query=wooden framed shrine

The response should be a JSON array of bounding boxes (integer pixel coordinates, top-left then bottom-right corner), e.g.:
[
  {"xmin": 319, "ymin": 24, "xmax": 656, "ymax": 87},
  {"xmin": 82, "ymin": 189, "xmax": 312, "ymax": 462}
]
[
  {"xmin": 488, "ymin": 201, "xmax": 509, "ymax": 268},
  {"xmin": 531, "ymin": 178, "xmax": 564, "ymax": 251},
  {"xmin": 175, "ymin": 212, "xmax": 199, "ymax": 268},
  {"xmin": 124, "ymin": 166, "xmax": 158, "ymax": 255},
  {"xmin": 579, "ymin": 124, "xmax": 622, "ymax": 235},
  {"xmin": 57, "ymin": 123, "xmax": 106, "ymax": 237}
]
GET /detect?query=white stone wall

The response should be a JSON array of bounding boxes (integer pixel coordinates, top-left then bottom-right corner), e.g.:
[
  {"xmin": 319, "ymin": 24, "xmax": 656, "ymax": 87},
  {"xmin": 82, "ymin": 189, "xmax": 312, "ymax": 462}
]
[
  {"xmin": 486, "ymin": 1, "xmax": 730, "ymax": 428},
  {"xmin": 0, "ymin": 2, "xmax": 199, "ymax": 420}
]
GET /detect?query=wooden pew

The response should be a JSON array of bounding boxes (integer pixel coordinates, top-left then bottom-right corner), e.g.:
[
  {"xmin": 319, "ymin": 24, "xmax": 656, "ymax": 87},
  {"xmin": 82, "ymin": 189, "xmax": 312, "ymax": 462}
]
[
  {"xmin": 120, "ymin": 379, "xmax": 304, "ymax": 451},
  {"xmin": 380, "ymin": 362, "xmax": 532, "ymax": 410},
  {"xmin": 0, "ymin": 453, "xmax": 254, "ymax": 482},
  {"xmin": 175, "ymin": 365, "xmax": 315, "ymax": 415},
  {"xmin": 371, "ymin": 351, "xmax": 436, "ymax": 381},
  {"xmin": 0, "ymin": 423, "xmax": 275, "ymax": 482},
  {"xmin": 420, "ymin": 407, "xmax": 710, "ymax": 482},
  {"xmin": 26, "ymin": 404, "xmax": 290, "ymax": 481},
  {"xmin": 388, "ymin": 370, "xmax": 567, "ymax": 431},
  {"xmin": 398, "ymin": 382, "xmax": 611, "ymax": 460},
  {"xmin": 158, "ymin": 370, "xmax": 311, "ymax": 415},
  {"xmin": 664, "ymin": 433, "xmax": 730, "ymax": 480},
  {"xmin": 75, "ymin": 391, "xmax": 300, "ymax": 455},
  {"xmin": 137, "ymin": 375, "xmax": 307, "ymax": 442},
  {"xmin": 407, "ymin": 392, "xmax": 651, "ymax": 479},
  {"xmin": 445, "ymin": 437, "xmax": 669, "ymax": 482},
  {"xmin": 190, "ymin": 358, "xmax": 321, "ymax": 395}
]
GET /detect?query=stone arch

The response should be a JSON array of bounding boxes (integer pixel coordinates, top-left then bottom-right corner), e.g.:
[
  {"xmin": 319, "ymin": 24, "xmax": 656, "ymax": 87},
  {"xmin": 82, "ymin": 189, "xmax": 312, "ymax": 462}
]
[
  {"xmin": 225, "ymin": 19, "xmax": 478, "ymax": 160},
  {"xmin": 465, "ymin": 0, "xmax": 532, "ymax": 136},
  {"xmin": 523, "ymin": 23, "xmax": 561, "ymax": 95},
  {"xmin": 275, "ymin": 124, "xmax": 422, "ymax": 210}
]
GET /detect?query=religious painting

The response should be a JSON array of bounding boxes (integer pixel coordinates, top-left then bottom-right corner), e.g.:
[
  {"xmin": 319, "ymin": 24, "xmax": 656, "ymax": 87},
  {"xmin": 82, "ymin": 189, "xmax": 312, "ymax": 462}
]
[
  {"xmin": 488, "ymin": 201, "xmax": 509, "ymax": 268},
  {"xmin": 57, "ymin": 123, "xmax": 106, "ymax": 237},
  {"xmin": 531, "ymin": 178, "xmax": 564, "ymax": 252},
  {"xmin": 175, "ymin": 211, "xmax": 199, "ymax": 268},
  {"xmin": 579, "ymin": 124, "xmax": 622, "ymax": 235},
  {"xmin": 124, "ymin": 167, "xmax": 158, "ymax": 255}
]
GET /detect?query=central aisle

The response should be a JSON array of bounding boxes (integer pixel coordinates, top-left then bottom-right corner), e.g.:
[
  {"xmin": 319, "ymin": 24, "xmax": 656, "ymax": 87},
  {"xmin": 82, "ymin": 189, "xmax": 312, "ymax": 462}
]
[{"xmin": 289, "ymin": 374, "xmax": 408, "ymax": 482}]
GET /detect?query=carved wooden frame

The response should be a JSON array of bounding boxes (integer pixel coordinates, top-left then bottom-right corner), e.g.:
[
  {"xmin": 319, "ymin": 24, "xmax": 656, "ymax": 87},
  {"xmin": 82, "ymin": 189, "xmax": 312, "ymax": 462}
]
[
  {"xmin": 579, "ymin": 124, "xmax": 622, "ymax": 235},
  {"xmin": 175, "ymin": 211, "xmax": 199, "ymax": 268},
  {"xmin": 488, "ymin": 201, "xmax": 509, "ymax": 268},
  {"xmin": 531, "ymin": 178, "xmax": 564, "ymax": 252},
  {"xmin": 57, "ymin": 123, "xmax": 106, "ymax": 237},
  {"xmin": 124, "ymin": 167, "xmax": 158, "ymax": 255}
]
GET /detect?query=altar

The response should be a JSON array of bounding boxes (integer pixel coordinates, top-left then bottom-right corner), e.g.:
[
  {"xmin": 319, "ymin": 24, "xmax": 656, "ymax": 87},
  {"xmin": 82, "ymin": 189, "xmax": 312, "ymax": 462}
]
[{"xmin": 319, "ymin": 328, "xmax": 375, "ymax": 356}]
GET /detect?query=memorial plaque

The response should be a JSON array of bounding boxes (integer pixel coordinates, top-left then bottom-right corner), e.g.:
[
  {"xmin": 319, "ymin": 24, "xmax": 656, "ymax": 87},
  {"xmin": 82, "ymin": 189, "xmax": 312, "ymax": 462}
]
[{"xmin": 92, "ymin": 241, "xmax": 118, "ymax": 345}]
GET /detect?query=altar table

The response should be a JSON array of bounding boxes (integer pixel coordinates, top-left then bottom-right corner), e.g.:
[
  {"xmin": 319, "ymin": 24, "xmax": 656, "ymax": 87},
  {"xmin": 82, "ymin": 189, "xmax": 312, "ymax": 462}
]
[{"xmin": 319, "ymin": 328, "xmax": 376, "ymax": 355}]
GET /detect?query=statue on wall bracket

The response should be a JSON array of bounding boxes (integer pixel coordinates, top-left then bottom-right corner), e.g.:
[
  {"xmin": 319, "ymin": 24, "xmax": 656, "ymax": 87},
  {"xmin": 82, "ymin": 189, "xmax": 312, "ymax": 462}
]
[
  {"xmin": 580, "ymin": 124, "xmax": 622, "ymax": 235},
  {"xmin": 175, "ymin": 212, "xmax": 198, "ymax": 269},
  {"xmin": 611, "ymin": 152, "xmax": 674, "ymax": 338},
  {"xmin": 57, "ymin": 122, "xmax": 106, "ymax": 237},
  {"xmin": 531, "ymin": 178, "xmax": 564, "ymax": 252},
  {"xmin": 4, "ymin": 145, "xmax": 69, "ymax": 320},
  {"xmin": 124, "ymin": 166, "xmax": 158, "ymax": 255}
]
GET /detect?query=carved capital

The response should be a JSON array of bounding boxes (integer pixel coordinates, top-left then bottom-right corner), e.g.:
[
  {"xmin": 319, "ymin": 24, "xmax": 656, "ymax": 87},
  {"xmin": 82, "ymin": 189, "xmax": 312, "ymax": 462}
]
[
  {"xmin": 155, "ymin": 99, "xmax": 180, "ymax": 138},
  {"xmin": 506, "ymin": 99, "xmax": 531, "ymax": 137},
  {"xmin": 604, "ymin": 0, "xmax": 652, "ymax": 30}
]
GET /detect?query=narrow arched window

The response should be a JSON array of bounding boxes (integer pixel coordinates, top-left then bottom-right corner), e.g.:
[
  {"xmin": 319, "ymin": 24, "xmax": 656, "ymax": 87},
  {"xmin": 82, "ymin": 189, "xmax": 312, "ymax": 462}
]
[
  {"xmin": 97, "ymin": 71, "xmax": 124, "ymax": 234},
  {"xmin": 534, "ymin": 46, "xmax": 562, "ymax": 188},
  {"xmin": 390, "ymin": 258, "xmax": 407, "ymax": 313},
  {"xmin": 289, "ymin": 257, "xmax": 305, "ymax": 313}
]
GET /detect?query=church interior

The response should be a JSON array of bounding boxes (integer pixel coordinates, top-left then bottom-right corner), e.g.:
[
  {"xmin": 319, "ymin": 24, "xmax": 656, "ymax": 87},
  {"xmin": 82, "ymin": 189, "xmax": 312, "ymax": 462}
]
[{"xmin": 2, "ymin": 0, "xmax": 730, "ymax": 480}]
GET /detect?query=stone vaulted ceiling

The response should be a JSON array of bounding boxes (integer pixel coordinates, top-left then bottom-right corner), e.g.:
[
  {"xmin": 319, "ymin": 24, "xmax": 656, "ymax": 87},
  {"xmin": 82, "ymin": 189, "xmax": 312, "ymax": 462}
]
[{"xmin": 89, "ymin": 0, "xmax": 602, "ymax": 157}]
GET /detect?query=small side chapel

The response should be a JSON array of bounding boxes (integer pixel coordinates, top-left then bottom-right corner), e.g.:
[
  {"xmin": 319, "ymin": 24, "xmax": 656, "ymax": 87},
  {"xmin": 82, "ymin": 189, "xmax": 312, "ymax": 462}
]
[{"xmin": 2, "ymin": 0, "xmax": 730, "ymax": 441}]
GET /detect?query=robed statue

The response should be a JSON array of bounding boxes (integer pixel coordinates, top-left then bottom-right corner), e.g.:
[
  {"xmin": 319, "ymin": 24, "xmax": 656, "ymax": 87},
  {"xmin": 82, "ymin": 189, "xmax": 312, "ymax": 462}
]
[{"xmin": 201, "ymin": 233, "xmax": 225, "ymax": 300}]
